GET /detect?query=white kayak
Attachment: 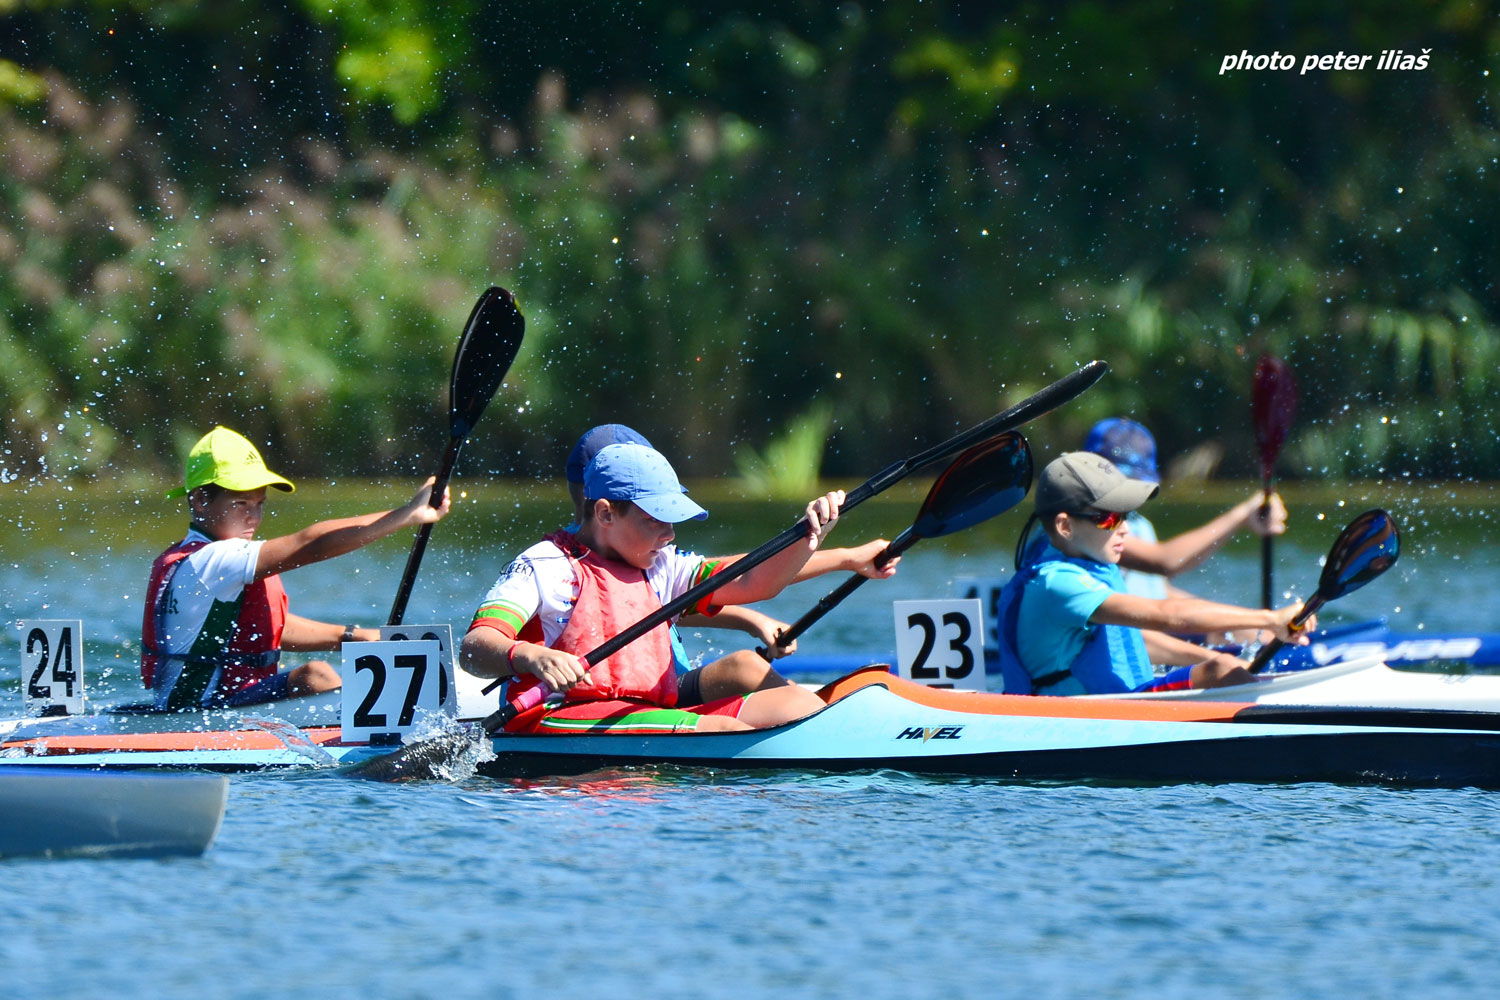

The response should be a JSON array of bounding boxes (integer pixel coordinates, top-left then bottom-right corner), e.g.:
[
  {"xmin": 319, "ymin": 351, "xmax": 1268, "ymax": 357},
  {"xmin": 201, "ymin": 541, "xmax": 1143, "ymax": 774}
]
[
  {"xmin": 0, "ymin": 766, "xmax": 228, "ymax": 859},
  {"xmin": 1105, "ymin": 653, "xmax": 1500, "ymax": 712}
]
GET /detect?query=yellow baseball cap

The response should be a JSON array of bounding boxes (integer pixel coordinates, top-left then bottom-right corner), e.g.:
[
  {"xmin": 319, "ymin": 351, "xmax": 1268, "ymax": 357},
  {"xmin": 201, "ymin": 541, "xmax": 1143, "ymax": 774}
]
[{"xmin": 165, "ymin": 426, "xmax": 296, "ymax": 499}]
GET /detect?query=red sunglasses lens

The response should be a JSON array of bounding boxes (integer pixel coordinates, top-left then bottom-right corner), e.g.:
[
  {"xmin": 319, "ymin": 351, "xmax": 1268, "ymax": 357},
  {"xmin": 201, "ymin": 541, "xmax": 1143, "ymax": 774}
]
[{"xmin": 1094, "ymin": 511, "xmax": 1125, "ymax": 529}]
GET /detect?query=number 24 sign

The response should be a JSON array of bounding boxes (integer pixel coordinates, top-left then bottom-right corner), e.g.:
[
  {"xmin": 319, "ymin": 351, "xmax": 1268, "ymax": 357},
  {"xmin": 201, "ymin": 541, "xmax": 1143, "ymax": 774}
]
[{"xmin": 18, "ymin": 620, "xmax": 84, "ymax": 715}]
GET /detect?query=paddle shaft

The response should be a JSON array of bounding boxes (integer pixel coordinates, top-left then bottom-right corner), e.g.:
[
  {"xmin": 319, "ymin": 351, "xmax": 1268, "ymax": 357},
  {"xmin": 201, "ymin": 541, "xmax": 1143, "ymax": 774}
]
[
  {"xmin": 1253, "ymin": 355, "xmax": 1296, "ymax": 609},
  {"xmin": 1248, "ymin": 594, "xmax": 1323, "ymax": 674},
  {"xmin": 756, "ymin": 527, "xmax": 915, "ymax": 661},
  {"xmin": 1260, "ymin": 474, "xmax": 1274, "ymax": 609},
  {"xmin": 592, "ymin": 361, "xmax": 1103, "ymax": 659},
  {"xmin": 479, "ymin": 361, "xmax": 1108, "ymax": 728},
  {"xmin": 387, "ymin": 437, "xmax": 463, "ymax": 626}
]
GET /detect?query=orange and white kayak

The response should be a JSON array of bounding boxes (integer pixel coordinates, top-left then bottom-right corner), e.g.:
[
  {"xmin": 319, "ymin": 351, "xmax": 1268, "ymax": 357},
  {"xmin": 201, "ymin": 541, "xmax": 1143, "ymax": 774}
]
[{"xmin": 8, "ymin": 668, "xmax": 1500, "ymax": 789}]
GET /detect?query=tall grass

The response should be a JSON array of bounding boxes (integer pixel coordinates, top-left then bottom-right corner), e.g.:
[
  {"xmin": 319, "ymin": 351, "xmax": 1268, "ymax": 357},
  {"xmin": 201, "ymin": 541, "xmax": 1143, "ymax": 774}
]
[{"xmin": 734, "ymin": 403, "xmax": 833, "ymax": 498}]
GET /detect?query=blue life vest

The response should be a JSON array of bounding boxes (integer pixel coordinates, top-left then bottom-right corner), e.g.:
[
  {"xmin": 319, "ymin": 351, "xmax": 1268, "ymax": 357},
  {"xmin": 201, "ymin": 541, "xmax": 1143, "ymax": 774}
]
[{"xmin": 995, "ymin": 539, "xmax": 1154, "ymax": 695}]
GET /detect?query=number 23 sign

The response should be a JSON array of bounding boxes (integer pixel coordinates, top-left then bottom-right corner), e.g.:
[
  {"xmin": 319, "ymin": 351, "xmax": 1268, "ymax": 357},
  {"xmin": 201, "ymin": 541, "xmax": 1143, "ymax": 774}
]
[{"xmin": 892, "ymin": 599, "xmax": 987, "ymax": 692}]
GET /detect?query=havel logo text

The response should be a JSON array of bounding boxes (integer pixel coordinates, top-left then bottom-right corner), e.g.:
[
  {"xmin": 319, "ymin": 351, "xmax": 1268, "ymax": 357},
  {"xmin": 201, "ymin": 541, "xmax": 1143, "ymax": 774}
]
[{"xmin": 896, "ymin": 726, "xmax": 964, "ymax": 742}]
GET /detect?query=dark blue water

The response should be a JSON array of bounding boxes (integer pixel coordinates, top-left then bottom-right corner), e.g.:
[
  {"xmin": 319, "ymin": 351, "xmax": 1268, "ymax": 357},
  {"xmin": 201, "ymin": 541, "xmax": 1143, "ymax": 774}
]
[{"xmin": 4, "ymin": 486, "xmax": 1499, "ymax": 997}]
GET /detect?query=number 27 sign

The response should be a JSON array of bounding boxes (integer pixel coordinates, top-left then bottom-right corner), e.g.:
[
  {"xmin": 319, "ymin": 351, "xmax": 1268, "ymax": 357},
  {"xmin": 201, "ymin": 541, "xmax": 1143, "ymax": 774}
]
[
  {"xmin": 340, "ymin": 625, "xmax": 455, "ymax": 744},
  {"xmin": 892, "ymin": 599, "xmax": 987, "ymax": 692}
]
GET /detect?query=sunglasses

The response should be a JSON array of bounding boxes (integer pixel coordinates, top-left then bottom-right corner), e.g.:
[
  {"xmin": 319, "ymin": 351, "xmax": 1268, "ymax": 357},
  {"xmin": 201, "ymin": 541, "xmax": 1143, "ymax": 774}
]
[{"xmin": 1068, "ymin": 509, "xmax": 1127, "ymax": 530}]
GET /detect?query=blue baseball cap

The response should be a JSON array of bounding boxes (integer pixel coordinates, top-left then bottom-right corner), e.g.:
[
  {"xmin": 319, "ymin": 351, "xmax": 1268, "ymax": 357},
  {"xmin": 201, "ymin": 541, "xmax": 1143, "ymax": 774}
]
[
  {"xmin": 1084, "ymin": 418, "xmax": 1160, "ymax": 484},
  {"xmin": 565, "ymin": 424, "xmax": 652, "ymax": 484},
  {"xmin": 583, "ymin": 443, "xmax": 708, "ymax": 523}
]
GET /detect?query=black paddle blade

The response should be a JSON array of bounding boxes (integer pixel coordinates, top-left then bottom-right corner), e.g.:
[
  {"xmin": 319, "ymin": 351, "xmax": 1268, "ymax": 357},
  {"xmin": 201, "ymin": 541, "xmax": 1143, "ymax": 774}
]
[
  {"xmin": 386, "ymin": 286, "xmax": 524, "ymax": 626},
  {"xmin": 450, "ymin": 287, "xmax": 525, "ymax": 439},
  {"xmin": 1250, "ymin": 508, "xmax": 1400, "ymax": 674},
  {"xmin": 758, "ymin": 430, "xmax": 1036, "ymax": 661},
  {"xmin": 1318, "ymin": 508, "xmax": 1400, "ymax": 601},
  {"xmin": 341, "ymin": 727, "xmax": 480, "ymax": 782},
  {"xmin": 912, "ymin": 431, "xmax": 1033, "ymax": 539}
]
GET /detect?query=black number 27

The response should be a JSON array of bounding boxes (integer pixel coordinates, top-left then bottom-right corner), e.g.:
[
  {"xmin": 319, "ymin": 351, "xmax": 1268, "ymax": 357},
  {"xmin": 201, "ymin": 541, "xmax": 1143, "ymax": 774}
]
[{"xmin": 352, "ymin": 652, "xmax": 434, "ymax": 728}]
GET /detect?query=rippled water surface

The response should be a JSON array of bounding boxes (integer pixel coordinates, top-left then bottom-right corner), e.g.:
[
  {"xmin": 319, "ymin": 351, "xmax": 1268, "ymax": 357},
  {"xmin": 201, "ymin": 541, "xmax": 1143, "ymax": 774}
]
[{"xmin": 4, "ymin": 483, "xmax": 1500, "ymax": 998}]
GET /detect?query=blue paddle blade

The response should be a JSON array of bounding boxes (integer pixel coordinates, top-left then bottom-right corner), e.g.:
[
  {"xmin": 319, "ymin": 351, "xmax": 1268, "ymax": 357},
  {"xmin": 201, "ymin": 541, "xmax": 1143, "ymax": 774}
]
[
  {"xmin": 912, "ymin": 431, "xmax": 1034, "ymax": 538},
  {"xmin": 1319, "ymin": 508, "xmax": 1400, "ymax": 600}
]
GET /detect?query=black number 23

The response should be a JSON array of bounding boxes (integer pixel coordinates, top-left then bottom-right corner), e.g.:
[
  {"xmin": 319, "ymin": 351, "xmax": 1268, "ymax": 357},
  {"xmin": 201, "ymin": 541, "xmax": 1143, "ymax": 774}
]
[{"xmin": 906, "ymin": 611, "xmax": 975, "ymax": 681}]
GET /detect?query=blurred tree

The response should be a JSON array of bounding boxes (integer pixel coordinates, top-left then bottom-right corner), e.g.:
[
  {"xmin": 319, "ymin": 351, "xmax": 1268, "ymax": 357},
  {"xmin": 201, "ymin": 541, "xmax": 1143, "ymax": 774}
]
[{"xmin": 0, "ymin": 0, "xmax": 1497, "ymax": 483}]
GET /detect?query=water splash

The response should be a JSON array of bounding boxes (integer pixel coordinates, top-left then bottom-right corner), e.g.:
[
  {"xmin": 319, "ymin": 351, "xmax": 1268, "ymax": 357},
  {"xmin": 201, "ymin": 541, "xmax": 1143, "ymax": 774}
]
[
  {"xmin": 400, "ymin": 708, "xmax": 496, "ymax": 782},
  {"xmin": 244, "ymin": 717, "xmax": 340, "ymax": 767}
]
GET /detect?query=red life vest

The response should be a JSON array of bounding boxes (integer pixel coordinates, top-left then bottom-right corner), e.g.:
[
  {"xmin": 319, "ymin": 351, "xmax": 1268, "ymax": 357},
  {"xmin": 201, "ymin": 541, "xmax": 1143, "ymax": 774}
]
[
  {"xmin": 140, "ymin": 537, "xmax": 288, "ymax": 696},
  {"xmin": 507, "ymin": 533, "xmax": 677, "ymax": 709}
]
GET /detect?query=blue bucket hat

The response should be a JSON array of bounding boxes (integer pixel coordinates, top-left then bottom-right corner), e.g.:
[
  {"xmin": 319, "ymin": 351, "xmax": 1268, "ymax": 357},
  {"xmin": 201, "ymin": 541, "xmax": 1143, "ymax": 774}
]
[
  {"xmin": 565, "ymin": 424, "xmax": 652, "ymax": 484},
  {"xmin": 1083, "ymin": 418, "xmax": 1160, "ymax": 484},
  {"xmin": 583, "ymin": 443, "xmax": 708, "ymax": 523}
]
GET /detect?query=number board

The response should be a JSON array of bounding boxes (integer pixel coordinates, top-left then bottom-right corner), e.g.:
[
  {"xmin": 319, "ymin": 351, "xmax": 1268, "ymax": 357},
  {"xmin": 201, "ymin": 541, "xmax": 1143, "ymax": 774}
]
[
  {"xmin": 377, "ymin": 623, "xmax": 456, "ymax": 689},
  {"xmin": 340, "ymin": 626, "xmax": 454, "ymax": 743},
  {"xmin": 954, "ymin": 576, "xmax": 1008, "ymax": 654},
  {"xmin": 19, "ymin": 620, "xmax": 85, "ymax": 715},
  {"xmin": 892, "ymin": 599, "xmax": 987, "ymax": 691}
]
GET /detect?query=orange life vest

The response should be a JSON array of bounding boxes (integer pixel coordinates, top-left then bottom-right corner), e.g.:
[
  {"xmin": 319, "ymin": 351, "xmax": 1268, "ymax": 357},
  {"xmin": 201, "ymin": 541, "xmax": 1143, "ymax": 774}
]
[
  {"xmin": 140, "ymin": 538, "xmax": 287, "ymax": 697},
  {"xmin": 506, "ymin": 534, "xmax": 677, "ymax": 709}
]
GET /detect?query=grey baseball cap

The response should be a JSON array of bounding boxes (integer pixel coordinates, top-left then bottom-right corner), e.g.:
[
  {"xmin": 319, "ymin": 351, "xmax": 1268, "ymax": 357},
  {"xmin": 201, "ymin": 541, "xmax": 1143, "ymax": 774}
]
[{"xmin": 1035, "ymin": 451, "xmax": 1159, "ymax": 515}]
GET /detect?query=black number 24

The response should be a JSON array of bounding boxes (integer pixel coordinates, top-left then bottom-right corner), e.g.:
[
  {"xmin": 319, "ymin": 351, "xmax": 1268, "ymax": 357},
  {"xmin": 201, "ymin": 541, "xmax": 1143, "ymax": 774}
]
[
  {"xmin": 906, "ymin": 611, "xmax": 975, "ymax": 682},
  {"xmin": 27, "ymin": 626, "xmax": 76, "ymax": 699}
]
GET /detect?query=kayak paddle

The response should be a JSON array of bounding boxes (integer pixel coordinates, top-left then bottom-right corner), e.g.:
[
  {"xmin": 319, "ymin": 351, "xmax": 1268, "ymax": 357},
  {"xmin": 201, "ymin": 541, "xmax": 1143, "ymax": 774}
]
[
  {"xmin": 1248, "ymin": 508, "xmax": 1400, "ymax": 674},
  {"xmin": 756, "ymin": 430, "xmax": 1034, "ymax": 660},
  {"xmin": 1252, "ymin": 354, "xmax": 1297, "ymax": 608},
  {"xmin": 347, "ymin": 360, "xmax": 1108, "ymax": 780},
  {"xmin": 387, "ymin": 287, "xmax": 525, "ymax": 626}
]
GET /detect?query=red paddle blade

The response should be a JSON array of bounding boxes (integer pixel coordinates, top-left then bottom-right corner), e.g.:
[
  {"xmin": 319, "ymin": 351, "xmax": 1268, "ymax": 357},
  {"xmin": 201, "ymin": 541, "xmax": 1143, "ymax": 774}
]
[{"xmin": 1252, "ymin": 354, "xmax": 1297, "ymax": 479}]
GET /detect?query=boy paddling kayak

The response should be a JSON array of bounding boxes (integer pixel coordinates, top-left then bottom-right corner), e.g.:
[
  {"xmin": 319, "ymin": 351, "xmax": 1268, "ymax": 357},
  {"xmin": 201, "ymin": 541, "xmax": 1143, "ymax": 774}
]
[
  {"xmin": 142, "ymin": 426, "xmax": 450, "ymax": 711},
  {"xmin": 556, "ymin": 424, "xmax": 897, "ymax": 709},
  {"xmin": 997, "ymin": 452, "xmax": 1313, "ymax": 695},
  {"xmin": 461, "ymin": 442, "xmax": 862, "ymax": 732}
]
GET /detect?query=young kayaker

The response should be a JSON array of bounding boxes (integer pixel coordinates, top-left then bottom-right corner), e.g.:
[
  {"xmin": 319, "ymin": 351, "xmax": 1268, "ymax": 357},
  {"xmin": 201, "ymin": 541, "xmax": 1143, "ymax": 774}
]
[
  {"xmin": 558, "ymin": 423, "xmax": 897, "ymax": 710},
  {"xmin": 141, "ymin": 426, "xmax": 450, "ymax": 711},
  {"xmin": 997, "ymin": 451, "xmax": 1313, "ymax": 695},
  {"xmin": 461, "ymin": 442, "xmax": 857, "ymax": 731},
  {"xmin": 1083, "ymin": 418, "xmax": 1288, "ymax": 600}
]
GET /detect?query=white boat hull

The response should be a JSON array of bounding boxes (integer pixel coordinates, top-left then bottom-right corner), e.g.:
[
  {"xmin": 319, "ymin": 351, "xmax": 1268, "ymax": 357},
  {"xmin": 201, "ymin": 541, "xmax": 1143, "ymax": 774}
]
[
  {"xmin": 1103, "ymin": 655, "xmax": 1500, "ymax": 712},
  {"xmin": 0, "ymin": 766, "xmax": 228, "ymax": 858}
]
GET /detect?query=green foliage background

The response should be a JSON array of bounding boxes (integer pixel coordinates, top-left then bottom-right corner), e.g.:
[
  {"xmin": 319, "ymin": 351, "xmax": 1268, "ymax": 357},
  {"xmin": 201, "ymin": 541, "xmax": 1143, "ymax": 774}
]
[{"xmin": 1, "ymin": 1, "xmax": 1497, "ymax": 485}]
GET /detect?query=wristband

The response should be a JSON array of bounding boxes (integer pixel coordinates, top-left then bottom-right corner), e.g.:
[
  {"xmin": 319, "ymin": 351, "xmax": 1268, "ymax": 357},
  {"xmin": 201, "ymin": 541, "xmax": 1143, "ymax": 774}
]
[
  {"xmin": 507, "ymin": 641, "xmax": 527, "ymax": 676},
  {"xmin": 341, "ymin": 625, "xmax": 357, "ymax": 645}
]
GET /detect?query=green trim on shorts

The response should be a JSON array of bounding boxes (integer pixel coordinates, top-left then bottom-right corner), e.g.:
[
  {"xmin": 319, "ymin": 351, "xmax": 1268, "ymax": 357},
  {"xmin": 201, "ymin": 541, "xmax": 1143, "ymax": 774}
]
[{"xmin": 535, "ymin": 706, "xmax": 712, "ymax": 734}]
